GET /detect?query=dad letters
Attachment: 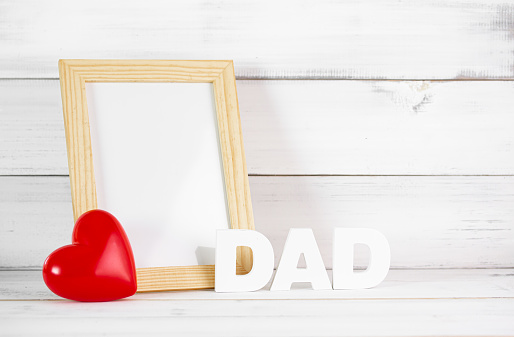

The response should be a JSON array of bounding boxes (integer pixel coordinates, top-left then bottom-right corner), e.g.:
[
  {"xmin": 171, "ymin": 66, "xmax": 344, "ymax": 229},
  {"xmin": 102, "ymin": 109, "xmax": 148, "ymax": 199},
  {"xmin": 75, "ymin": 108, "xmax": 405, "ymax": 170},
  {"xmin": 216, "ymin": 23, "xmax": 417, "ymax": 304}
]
[{"xmin": 215, "ymin": 228, "xmax": 390, "ymax": 292}]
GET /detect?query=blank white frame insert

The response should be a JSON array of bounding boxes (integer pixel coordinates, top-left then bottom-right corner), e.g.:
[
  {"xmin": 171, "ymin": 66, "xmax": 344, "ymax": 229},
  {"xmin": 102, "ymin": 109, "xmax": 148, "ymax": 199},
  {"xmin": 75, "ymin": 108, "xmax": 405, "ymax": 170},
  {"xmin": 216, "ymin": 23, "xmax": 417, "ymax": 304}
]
[{"xmin": 85, "ymin": 82, "xmax": 230, "ymax": 268}]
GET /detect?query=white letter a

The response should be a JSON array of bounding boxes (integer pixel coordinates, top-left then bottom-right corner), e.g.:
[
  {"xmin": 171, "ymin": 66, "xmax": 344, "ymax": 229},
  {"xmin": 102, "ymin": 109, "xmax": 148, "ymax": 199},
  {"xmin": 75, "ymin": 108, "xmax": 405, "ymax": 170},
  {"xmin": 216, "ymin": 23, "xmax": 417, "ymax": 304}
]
[{"xmin": 271, "ymin": 228, "xmax": 331, "ymax": 291}]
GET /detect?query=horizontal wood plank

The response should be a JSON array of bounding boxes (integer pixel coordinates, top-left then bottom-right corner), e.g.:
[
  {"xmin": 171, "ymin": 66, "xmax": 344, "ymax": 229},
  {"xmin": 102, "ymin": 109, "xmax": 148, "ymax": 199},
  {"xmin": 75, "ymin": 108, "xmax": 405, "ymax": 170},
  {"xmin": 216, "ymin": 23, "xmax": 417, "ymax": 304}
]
[
  {"xmin": 2, "ymin": 269, "xmax": 513, "ymax": 301},
  {"xmin": 1, "ymin": 302, "xmax": 512, "ymax": 337},
  {"xmin": 255, "ymin": 176, "xmax": 514, "ymax": 269},
  {"xmin": 2, "ymin": 270, "xmax": 513, "ymax": 336},
  {"xmin": 3, "ymin": 299, "xmax": 513, "ymax": 337},
  {"xmin": 0, "ymin": 80, "xmax": 68, "ymax": 175},
  {"xmin": 239, "ymin": 80, "xmax": 514, "ymax": 175},
  {"xmin": 0, "ymin": 0, "xmax": 513, "ymax": 80},
  {"xmin": 2, "ymin": 79, "xmax": 514, "ymax": 175},
  {"xmin": 1, "ymin": 279, "xmax": 513, "ymax": 337},
  {"xmin": 0, "ymin": 177, "xmax": 74, "ymax": 269},
  {"xmin": 1, "ymin": 176, "xmax": 512, "ymax": 269}
]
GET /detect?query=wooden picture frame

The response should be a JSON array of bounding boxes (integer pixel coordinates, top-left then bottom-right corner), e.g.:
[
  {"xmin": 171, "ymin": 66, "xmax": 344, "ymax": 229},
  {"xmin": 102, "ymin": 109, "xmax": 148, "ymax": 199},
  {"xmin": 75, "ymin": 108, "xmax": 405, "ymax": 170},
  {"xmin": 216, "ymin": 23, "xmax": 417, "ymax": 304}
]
[{"xmin": 59, "ymin": 60, "xmax": 254, "ymax": 292}]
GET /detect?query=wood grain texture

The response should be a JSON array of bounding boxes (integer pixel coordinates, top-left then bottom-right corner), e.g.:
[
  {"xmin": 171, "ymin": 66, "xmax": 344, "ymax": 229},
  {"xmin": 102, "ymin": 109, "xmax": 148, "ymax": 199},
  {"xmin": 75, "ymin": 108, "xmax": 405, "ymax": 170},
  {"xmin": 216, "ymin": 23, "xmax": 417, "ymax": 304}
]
[
  {"xmin": 2, "ymin": 299, "xmax": 512, "ymax": 336},
  {"xmin": 0, "ymin": 80, "xmax": 68, "ymax": 175},
  {"xmin": 1, "ymin": 176, "xmax": 512, "ymax": 269},
  {"xmin": 2, "ymin": 269, "xmax": 513, "ymax": 300},
  {"xmin": 1, "ymin": 2, "xmax": 513, "ymax": 334},
  {"xmin": 252, "ymin": 176, "xmax": 514, "ymax": 269},
  {"xmin": 1, "ymin": 270, "xmax": 514, "ymax": 336},
  {"xmin": 136, "ymin": 266, "xmax": 215, "ymax": 292},
  {"xmin": 239, "ymin": 80, "xmax": 514, "ymax": 175},
  {"xmin": 0, "ymin": 177, "xmax": 74, "ymax": 269},
  {"xmin": 136, "ymin": 264, "xmax": 249, "ymax": 292},
  {"xmin": 2, "ymin": 79, "xmax": 514, "ymax": 175},
  {"xmin": 0, "ymin": 0, "xmax": 513, "ymax": 80},
  {"xmin": 58, "ymin": 60, "xmax": 254, "ymax": 291}
]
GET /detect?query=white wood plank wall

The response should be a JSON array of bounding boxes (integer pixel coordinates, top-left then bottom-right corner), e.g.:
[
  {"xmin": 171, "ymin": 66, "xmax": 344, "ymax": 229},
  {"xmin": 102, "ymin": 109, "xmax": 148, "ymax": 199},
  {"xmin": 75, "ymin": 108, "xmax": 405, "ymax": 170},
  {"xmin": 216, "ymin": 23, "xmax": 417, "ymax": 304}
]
[
  {"xmin": 1, "ymin": 0, "xmax": 513, "ymax": 79},
  {"xmin": 0, "ymin": 1, "xmax": 513, "ymax": 272}
]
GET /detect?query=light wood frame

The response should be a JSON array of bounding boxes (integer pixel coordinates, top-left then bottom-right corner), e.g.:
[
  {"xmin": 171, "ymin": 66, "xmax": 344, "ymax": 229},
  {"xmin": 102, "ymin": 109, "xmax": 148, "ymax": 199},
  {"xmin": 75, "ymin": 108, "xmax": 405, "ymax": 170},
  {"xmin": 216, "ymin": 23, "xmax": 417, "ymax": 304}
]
[{"xmin": 59, "ymin": 60, "xmax": 254, "ymax": 292}]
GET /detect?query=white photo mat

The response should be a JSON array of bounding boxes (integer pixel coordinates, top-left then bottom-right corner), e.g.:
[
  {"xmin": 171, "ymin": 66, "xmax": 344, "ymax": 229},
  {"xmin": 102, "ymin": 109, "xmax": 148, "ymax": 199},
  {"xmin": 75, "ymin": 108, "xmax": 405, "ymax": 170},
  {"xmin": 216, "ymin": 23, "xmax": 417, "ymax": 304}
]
[{"xmin": 86, "ymin": 82, "xmax": 230, "ymax": 268}]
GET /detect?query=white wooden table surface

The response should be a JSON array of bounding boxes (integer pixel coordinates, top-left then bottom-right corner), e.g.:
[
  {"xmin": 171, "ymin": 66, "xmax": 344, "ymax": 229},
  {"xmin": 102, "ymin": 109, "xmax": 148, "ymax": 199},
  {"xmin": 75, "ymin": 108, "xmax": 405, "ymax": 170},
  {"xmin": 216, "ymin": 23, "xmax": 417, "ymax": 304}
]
[{"xmin": 1, "ymin": 269, "xmax": 513, "ymax": 336}]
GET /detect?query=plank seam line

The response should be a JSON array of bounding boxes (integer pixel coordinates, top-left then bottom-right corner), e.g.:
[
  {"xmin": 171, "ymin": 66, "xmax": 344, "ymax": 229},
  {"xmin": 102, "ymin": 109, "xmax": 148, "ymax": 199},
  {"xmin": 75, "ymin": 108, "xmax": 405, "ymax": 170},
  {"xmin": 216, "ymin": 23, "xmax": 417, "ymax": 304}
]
[
  {"xmin": 2, "ymin": 267, "xmax": 513, "ymax": 271},
  {"xmin": 1, "ymin": 297, "xmax": 514, "ymax": 302},
  {"xmin": 1, "ymin": 78, "xmax": 514, "ymax": 82},
  {"xmin": 0, "ymin": 175, "xmax": 69, "ymax": 177},
  {"xmin": 239, "ymin": 78, "xmax": 514, "ymax": 82},
  {"xmin": 249, "ymin": 174, "xmax": 514, "ymax": 177},
  {"xmin": 2, "ymin": 174, "xmax": 514, "ymax": 178}
]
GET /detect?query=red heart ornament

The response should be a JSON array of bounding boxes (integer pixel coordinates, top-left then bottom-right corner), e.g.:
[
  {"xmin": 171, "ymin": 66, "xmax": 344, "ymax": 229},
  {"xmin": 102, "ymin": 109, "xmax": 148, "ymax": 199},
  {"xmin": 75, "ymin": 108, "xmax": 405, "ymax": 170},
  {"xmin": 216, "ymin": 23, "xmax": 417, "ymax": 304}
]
[{"xmin": 43, "ymin": 209, "xmax": 137, "ymax": 302}]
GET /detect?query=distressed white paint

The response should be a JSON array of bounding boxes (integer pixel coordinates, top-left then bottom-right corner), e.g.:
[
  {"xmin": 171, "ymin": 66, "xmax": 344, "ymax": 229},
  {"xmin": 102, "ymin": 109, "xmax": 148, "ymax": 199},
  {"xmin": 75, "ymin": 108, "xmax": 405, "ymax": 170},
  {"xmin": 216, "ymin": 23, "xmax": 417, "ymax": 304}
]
[
  {"xmin": 0, "ymin": 1, "xmax": 513, "ymax": 79},
  {"xmin": 0, "ymin": 271, "xmax": 513, "ymax": 336},
  {"xmin": 252, "ymin": 176, "xmax": 514, "ymax": 269},
  {"xmin": 0, "ymin": 177, "xmax": 74, "ymax": 269},
  {"xmin": 2, "ymin": 299, "xmax": 513, "ymax": 336},
  {"xmin": 239, "ymin": 80, "xmax": 514, "ymax": 175},
  {"xmin": 0, "ymin": 80, "xmax": 67, "ymax": 175},
  {"xmin": 1, "ymin": 0, "xmax": 513, "ymax": 333},
  {"xmin": 2, "ymin": 270, "xmax": 514, "ymax": 301},
  {"xmin": 1, "ymin": 176, "xmax": 513, "ymax": 269},
  {"xmin": 2, "ymin": 80, "xmax": 514, "ymax": 175}
]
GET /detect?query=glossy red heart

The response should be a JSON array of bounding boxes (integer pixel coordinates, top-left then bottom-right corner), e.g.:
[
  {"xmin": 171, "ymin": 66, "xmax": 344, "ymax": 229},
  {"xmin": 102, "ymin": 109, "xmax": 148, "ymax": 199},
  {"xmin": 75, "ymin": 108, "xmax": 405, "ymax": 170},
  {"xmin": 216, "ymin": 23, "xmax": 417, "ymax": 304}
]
[{"xmin": 43, "ymin": 209, "xmax": 137, "ymax": 302}]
